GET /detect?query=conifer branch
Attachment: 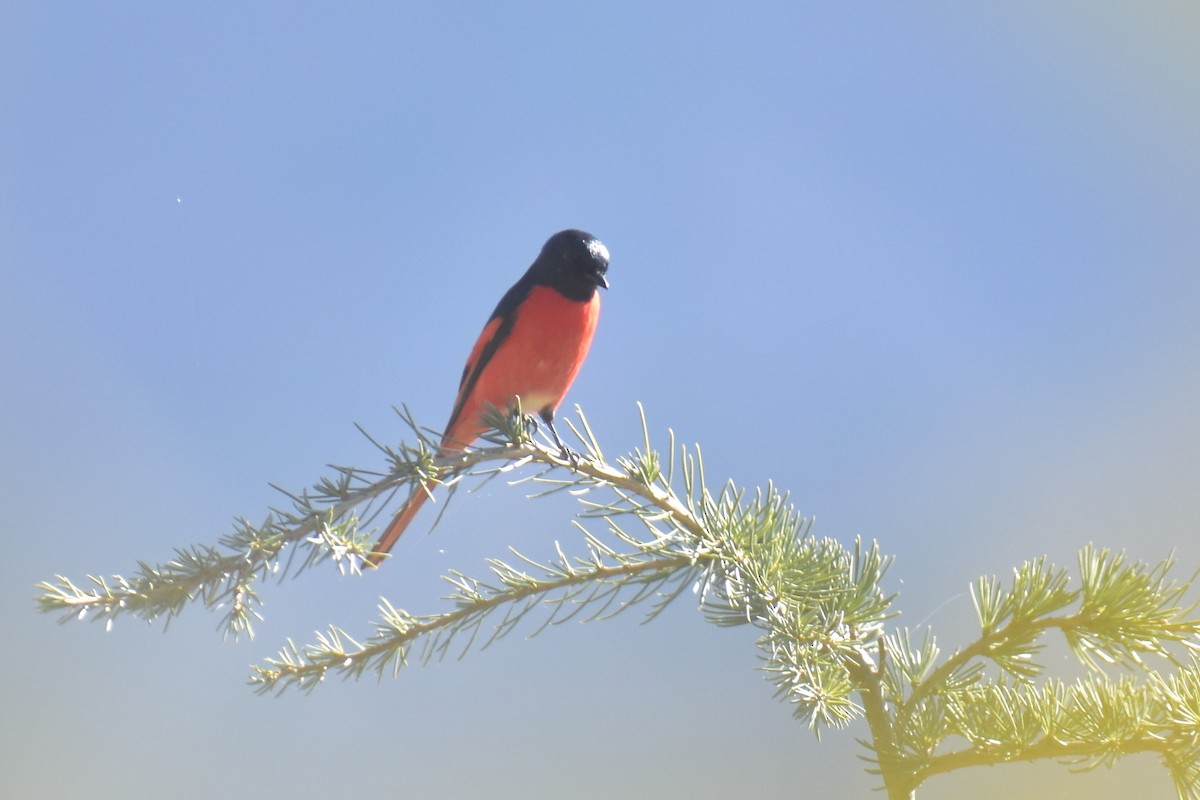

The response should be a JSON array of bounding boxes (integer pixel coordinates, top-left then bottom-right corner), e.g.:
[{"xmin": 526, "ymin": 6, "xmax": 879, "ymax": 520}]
[
  {"xmin": 34, "ymin": 402, "xmax": 1200, "ymax": 798},
  {"xmin": 36, "ymin": 407, "xmax": 455, "ymax": 638},
  {"xmin": 246, "ymin": 404, "xmax": 894, "ymax": 717},
  {"xmin": 250, "ymin": 542, "xmax": 695, "ymax": 694},
  {"xmin": 878, "ymin": 551, "xmax": 1200, "ymax": 799}
]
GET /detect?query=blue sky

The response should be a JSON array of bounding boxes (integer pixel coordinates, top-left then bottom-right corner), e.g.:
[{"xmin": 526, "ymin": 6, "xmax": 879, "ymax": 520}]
[{"xmin": 3, "ymin": 3, "xmax": 1199, "ymax": 798}]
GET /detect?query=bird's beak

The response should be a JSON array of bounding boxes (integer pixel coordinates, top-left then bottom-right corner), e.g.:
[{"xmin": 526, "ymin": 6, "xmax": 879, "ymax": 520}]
[{"xmin": 596, "ymin": 273, "xmax": 609, "ymax": 290}]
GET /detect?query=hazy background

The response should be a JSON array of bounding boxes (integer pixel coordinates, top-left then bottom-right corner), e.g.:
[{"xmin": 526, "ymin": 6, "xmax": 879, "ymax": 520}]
[{"xmin": 3, "ymin": 3, "xmax": 1199, "ymax": 798}]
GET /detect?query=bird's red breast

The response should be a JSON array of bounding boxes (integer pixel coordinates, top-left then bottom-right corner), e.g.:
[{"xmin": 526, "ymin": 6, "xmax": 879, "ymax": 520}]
[{"xmin": 442, "ymin": 284, "xmax": 601, "ymax": 452}]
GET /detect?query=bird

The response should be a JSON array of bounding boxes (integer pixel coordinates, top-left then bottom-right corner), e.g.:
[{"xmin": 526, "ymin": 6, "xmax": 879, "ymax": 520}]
[{"xmin": 367, "ymin": 229, "xmax": 610, "ymax": 567}]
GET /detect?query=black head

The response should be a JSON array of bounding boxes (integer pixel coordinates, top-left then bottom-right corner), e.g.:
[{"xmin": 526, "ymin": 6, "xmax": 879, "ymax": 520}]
[{"xmin": 527, "ymin": 229, "xmax": 610, "ymax": 301}]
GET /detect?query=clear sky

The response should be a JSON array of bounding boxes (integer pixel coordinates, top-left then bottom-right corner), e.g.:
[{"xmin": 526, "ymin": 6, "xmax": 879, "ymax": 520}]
[{"xmin": 3, "ymin": 3, "xmax": 1199, "ymax": 799}]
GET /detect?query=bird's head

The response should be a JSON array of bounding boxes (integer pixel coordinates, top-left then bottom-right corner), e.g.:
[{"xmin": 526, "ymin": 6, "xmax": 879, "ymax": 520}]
[{"xmin": 531, "ymin": 229, "xmax": 609, "ymax": 300}]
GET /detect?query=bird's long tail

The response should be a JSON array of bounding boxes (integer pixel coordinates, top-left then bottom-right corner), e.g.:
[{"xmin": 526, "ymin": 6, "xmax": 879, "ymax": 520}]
[
  {"xmin": 366, "ymin": 486, "xmax": 432, "ymax": 567},
  {"xmin": 365, "ymin": 416, "xmax": 481, "ymax": 567}
]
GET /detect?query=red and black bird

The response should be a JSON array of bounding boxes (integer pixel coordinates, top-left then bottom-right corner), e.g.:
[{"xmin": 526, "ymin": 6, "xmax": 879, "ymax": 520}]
[{"xmin": 368, "ymin": 229, "xmax": 609, "ymax": 566}]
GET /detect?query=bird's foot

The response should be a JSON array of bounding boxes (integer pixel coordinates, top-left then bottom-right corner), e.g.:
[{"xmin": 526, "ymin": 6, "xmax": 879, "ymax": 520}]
[
  {"xmin": 519, "ymin": 412, "xmax": 542, "ymax": 442},
  {"xmin": 558, "ymin": 444, "xmax": 581, "ymax": 467},
  {"xmin": 544, "ymin": 420, "xmax": 581, "ymax": 466}
]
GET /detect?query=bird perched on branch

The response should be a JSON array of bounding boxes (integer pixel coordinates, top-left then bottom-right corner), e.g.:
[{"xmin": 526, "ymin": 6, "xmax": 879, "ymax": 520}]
[{"xmin": 367, "ymin": 229, "xmax": 610, "ymax": 567}]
